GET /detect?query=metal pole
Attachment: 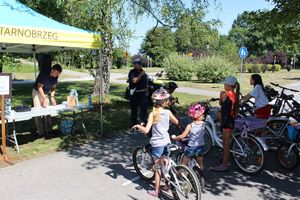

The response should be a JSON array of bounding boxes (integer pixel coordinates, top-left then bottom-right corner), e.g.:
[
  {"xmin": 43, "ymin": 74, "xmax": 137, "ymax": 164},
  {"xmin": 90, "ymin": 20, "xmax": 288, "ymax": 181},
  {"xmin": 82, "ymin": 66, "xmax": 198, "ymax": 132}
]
[
  {"xmin": 99, "ymin": 49, "xmax": 103, "ymax": 136},
  {"xmin": 33, "ymin": 51, "xmax": 37, "ymax": 80},
  {"xmin": 1, "ymin": 95, "xmax": 7, "ymax": 160},
  {"xmin": 240, "ymin": 58, "xmax": 243, "ymax": 74}
]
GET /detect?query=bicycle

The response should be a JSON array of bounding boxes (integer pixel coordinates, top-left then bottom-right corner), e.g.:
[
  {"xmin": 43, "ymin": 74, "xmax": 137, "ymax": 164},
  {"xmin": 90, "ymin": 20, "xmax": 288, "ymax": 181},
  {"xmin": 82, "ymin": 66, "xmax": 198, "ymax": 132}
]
[
  {"xmin": 269, "ymin": 82, "xmax": 300, "ymax": 115},
  {"xmin": 172, "ymin": 138, "xmax": 206, "ymax": 193},
  {"xmin": 132, "ymin": 138, "xmax": 201, "ymax": 200}
]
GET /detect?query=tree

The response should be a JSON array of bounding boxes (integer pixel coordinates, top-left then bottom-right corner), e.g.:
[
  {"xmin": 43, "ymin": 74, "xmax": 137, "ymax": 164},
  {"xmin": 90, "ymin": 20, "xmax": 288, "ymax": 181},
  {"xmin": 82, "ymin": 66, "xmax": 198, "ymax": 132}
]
[
  {"xmin": 228, "ymin": 11, "xmax": 288, "ymax": 56},
  {"xmin": 174, "ymin": 10, "xmax": 220, "ymax": 53},
  {"xmin": 20, "ymin": 0, "xmax": 216, "ymax": 95},
  {"xmin": 141, "ymin": 27, "xmax": 176, "ymax": 67},
  {"xmin": 258, "ymin": 0, "xmax": 300, "ymax": 45}
]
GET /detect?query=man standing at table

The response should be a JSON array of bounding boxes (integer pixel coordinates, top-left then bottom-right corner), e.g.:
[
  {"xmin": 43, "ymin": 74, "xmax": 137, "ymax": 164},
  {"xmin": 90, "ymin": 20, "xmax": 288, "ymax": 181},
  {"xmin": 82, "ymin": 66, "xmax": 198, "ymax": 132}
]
[{"xmin": 32, "ymin": 64, "xmax": 62, "ymax": 135}]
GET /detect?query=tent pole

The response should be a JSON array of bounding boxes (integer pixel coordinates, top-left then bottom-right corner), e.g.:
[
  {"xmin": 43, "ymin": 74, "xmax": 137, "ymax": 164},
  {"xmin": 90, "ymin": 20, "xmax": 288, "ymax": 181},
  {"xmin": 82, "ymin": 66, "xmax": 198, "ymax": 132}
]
[
  {"xmin": 99, "ymin": 49, "xmax": 103, "ymax": 137},
  {"xmin": 33, "ymin": 51, "xmax": 37, "ymax": 80}
]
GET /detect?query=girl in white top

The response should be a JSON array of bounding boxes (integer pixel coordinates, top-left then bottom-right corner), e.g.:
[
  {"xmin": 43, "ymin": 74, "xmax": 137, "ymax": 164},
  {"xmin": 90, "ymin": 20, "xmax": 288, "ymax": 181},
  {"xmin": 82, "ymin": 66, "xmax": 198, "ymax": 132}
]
[
  {"xmin": 171, "ymin": 103, "xmax": 206, "ymax": 172},
  {"xmin": 132, "ymin": 88, "xmax": 179, "ymax": 198},
  {"xmin": 241, "ymin": 74, "xmax": 271, "ymax": 118}
]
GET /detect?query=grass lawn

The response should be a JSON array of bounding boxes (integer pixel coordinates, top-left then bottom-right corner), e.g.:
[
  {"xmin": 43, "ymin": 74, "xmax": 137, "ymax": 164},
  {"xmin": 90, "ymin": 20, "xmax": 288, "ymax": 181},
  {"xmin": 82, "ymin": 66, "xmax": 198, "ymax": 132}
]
[
  {"xmin": 1, "ymin": 81, "xmax": 208, "ymax": 167},
  {"xmin": 177, "ymin": 69, "xmax": 300, "ymax": 94}
]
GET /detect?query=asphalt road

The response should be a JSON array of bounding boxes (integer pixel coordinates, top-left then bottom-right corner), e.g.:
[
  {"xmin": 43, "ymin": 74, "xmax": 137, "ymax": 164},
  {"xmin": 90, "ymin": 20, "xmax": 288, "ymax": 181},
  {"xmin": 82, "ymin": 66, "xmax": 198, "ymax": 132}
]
[{"xmin": 1, "ymin": 131, "xmax": 299, "ymax": 200}]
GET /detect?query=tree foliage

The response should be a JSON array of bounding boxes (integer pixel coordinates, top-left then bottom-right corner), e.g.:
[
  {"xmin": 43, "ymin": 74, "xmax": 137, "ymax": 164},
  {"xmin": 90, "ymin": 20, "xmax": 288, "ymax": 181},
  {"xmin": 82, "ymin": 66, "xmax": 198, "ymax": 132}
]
[
  {"xmin": 19, "ymin": 0, "xmax": 217, "ymax": 95},
  {"xmin": 141, "ymin": 27, "xmax": 176, "ymax": 67}
]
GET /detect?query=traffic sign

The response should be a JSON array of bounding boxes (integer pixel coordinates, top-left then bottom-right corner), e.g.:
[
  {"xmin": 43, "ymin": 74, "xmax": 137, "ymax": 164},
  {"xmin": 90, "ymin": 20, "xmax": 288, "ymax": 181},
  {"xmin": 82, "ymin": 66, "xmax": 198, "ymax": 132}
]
[{"xmin": 239, "ymin": 47, "xmax": 248, "ymax": 59}]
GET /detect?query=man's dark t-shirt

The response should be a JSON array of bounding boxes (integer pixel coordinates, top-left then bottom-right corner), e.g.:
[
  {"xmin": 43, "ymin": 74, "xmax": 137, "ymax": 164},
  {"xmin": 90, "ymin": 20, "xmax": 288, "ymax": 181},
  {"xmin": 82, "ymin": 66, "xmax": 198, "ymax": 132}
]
[
  {"xmin": 33, "ymin": 72, "xmax": 58, "ymax": 94},
  {"xmin": 128, "ymin": 68, "xmax": 147, "ymax": 90}
]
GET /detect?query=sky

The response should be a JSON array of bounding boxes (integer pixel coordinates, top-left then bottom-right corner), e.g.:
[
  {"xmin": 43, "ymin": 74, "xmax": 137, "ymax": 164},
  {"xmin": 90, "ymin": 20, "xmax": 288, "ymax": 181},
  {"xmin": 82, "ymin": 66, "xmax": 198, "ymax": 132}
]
[{"xmin": 128, "ymin": 0, "xmax": 274, "ymax": 55}]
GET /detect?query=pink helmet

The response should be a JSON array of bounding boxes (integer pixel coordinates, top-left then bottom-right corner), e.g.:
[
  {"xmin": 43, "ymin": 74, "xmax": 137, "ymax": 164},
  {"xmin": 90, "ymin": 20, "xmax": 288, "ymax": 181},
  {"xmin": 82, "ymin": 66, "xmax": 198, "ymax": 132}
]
[
  {"xmin": 188, "ymin": 103, "xmax": 206, "ymax": 119},
  {"xmin": 151, "ymin": 88, "xmax": 170, "ymax": 104}
]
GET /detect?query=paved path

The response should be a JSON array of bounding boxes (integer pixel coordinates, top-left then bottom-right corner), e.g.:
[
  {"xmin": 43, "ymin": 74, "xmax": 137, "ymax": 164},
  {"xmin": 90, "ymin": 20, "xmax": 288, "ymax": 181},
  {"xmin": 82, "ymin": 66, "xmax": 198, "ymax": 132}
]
[
  {"xmin": 13, "ymin": 70, "xmax": 299, "ymax": 99},
  {"xmin": 1, "ymin": 131, "xmax": 299, "ymax": 200}
]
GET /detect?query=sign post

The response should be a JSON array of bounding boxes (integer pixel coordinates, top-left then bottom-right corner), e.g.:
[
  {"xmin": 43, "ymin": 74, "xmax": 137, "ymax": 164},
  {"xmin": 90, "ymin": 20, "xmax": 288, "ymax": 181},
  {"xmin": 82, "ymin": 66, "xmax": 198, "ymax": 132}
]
[
  {"xmin": 0, "ymin": 73, "xmax": 12, "ymax": 162},
  {"xmin": 239, "ymin": 47, "xmax": 248, "ymax": 74}
]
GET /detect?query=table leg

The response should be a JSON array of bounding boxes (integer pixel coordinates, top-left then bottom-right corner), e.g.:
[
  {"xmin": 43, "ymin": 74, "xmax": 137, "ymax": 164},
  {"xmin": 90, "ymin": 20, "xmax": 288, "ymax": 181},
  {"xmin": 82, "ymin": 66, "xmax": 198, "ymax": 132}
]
[
  {"xmin": 80, "ymin": 109, "xmax": 88, "ymax": 134},
  {"xmin": 12, "ymin": 120, "xmax": 20, "ymax": 155},
  {"xmin": 70, "ymin": 111, "xmax": 76, "ymax": 134}
]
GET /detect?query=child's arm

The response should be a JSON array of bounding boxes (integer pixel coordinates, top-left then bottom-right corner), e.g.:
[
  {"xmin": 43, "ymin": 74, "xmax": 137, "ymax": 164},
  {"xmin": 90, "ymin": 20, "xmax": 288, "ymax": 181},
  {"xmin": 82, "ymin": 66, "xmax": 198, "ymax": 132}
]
[
  {"xmin": 132, "ymin": 112, "xmax": 153, "ymax": 134},
  {"xmin": 172, "ymin": 124, "xmax": 192, "ymax": 140}
]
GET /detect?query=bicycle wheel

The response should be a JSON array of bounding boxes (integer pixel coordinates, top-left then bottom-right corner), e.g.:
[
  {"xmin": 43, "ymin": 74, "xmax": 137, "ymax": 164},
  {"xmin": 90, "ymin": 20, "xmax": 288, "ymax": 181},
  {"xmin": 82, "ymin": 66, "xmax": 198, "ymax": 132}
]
[
  {"xmin": 169, "ymin": 164, "xmax": 201, "ymax": 200},
  {"xmin": 276, "ymin": 145, "xmax": 299, "ymax": 170},
  {"xmin": 203, "ymin": 126, "xmax": 213, "ymax": 155},
  {"xmin": 231, "ymin": 134, "xmax": 265, "ymax": 174},
  {"xmin": 132, "ymin": 146, "xmax": 155, "ymax": 181},
  {"xmin": 192, "ymin": 166, "xmax": 205, "ymax": 193}
]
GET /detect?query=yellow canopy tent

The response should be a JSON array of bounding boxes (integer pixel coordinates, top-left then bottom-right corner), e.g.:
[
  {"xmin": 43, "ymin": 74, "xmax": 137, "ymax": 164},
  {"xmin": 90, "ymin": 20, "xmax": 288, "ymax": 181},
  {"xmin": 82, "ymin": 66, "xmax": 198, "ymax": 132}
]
[{"xmin": 0, "ymin": 0, "xmax": 102, "ymax": 161}]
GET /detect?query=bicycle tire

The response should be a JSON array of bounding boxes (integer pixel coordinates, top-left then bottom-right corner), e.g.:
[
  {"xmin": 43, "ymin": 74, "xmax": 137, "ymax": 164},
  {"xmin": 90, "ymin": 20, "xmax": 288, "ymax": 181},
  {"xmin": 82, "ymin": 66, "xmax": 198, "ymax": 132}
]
[
  {"xmin": 276, "ymin": 145, "xmax": 299, "ymax": 170},
  {"xmin": 132, "ymin": 146, "xmax": 155, "ymax": 181},
  {"xmin": 192, "ymin": 166, "xmax": 205, "ymax": 193},
  {"xmin": 203, "ymin": 126, "xmax": 213, "ymax": 155},
  {"xmin": 169, "ymin": 164, "xmax": 201, "ymax": 200},
  {"xmin": 231, "ymin": 134, "xmax": 265, "ymax": 174}
]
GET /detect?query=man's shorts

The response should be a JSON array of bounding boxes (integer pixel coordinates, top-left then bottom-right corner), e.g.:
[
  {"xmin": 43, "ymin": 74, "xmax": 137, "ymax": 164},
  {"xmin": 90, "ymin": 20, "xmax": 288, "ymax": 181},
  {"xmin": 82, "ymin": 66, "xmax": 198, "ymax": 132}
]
[
  {"xmin": 151, "ymin": 144, "xmax": 170, "ymax": 159},
  {"xmin": 184, "ymin": 145, "xmax": 205, "ymax": 158}
]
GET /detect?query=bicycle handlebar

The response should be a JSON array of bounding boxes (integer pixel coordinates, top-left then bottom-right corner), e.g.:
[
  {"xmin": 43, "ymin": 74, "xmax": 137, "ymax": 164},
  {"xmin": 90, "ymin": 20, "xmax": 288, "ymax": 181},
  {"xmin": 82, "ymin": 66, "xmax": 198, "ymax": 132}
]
[
  {"xmin": 209, "ymin": 97, "xmax": 220, "ymax": 102},
  {"xmin": 270, "ymin": 82, "xmax": 299, "ymax": 93}
]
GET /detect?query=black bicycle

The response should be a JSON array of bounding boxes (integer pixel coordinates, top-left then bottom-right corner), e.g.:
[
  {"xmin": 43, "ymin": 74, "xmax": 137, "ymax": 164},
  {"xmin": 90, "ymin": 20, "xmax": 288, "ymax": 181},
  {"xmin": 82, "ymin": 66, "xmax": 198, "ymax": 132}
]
[{"xmin": 270, "ymin": 82, "xmax": 300, "ymax": 115}]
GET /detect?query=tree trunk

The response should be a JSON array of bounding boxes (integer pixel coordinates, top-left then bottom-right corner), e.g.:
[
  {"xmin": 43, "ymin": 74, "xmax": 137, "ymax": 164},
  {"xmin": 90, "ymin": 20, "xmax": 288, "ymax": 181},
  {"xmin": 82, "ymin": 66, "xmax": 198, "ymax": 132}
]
[
  {"xmin": 93, "ymin": 35, "xmax": 112, "ymax": 96},
  {"xmin": 93, "ymin": 3, "xmax": 113, "ymax": 96}
]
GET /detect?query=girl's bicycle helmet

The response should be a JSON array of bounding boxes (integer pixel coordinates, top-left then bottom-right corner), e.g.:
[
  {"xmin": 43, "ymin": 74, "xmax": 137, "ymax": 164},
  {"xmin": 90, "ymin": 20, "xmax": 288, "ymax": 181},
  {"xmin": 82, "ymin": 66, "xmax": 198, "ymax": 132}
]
[
  {"xmin": 151, "ymin": 88, "xmax": 170, "ymax": 104},
  {"xmin": 188, "ymin": 103, "xmax": 206, "ymax": 119}
]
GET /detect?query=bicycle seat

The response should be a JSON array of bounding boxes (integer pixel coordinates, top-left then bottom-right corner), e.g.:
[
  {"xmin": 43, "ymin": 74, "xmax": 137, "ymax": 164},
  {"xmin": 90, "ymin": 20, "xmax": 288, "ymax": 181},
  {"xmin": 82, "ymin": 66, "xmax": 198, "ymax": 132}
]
[{"xmin": 169, "ymin": 144, "xmax": 179, "ymax": 152}]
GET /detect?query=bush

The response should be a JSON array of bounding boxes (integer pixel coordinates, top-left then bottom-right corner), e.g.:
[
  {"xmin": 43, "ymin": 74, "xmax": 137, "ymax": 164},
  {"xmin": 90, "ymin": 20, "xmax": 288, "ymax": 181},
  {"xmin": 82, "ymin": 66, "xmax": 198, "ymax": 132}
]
[
  {"xmin": 266, "ymin": 64, "xmax": 281, "ymax": 71},
  {"xmin": 164, "ymin": 54, "xmax": 195, "ymax": 81},
  {"xmin": 246, "ymin": 63, "xmax": 280, "ymax": 73},
  {"xmin": 195, "ymin": 56, "xmax": 235, "ymax": 83}
]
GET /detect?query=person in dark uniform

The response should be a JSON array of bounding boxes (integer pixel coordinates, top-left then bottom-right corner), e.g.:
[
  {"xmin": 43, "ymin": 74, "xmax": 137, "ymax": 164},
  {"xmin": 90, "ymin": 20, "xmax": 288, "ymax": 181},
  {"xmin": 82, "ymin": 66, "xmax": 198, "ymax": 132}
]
[
  {"xmin": 32, "ymin": 64, "xmax": 62, "ymax": 135},
  {"xmin": 128, "ymin": 58, "xmax": 148, "ymax": 126}
]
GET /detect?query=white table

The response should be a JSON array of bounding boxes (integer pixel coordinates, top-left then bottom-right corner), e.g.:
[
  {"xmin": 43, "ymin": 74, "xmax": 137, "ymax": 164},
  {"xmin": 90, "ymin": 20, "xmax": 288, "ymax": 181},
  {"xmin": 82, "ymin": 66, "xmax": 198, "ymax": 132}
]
[{"xmin": 1, "ymin": 103, "xmax": 93, "ymax": 154}]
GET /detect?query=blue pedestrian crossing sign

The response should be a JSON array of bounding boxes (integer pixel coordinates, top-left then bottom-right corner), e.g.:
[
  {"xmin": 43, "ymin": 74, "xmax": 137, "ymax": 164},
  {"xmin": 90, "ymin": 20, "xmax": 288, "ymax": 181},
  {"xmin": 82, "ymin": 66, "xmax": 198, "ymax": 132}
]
[{"xmin": 239, "ymin": 47, "xmax": 248, "ymax": 59}]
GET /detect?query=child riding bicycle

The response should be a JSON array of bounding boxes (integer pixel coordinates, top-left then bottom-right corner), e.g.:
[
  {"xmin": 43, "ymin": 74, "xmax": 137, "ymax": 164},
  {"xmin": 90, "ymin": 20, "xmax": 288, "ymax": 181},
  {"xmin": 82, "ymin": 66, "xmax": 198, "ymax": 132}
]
[{"xmin": 132, "ymin": 88, "xmax": 179, "ymax": 197}]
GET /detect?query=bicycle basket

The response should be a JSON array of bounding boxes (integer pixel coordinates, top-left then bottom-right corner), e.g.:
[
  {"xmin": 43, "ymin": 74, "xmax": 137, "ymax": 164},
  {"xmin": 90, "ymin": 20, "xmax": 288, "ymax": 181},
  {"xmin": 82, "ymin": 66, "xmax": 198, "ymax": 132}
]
[{"xmin": 235, "ymin": 117, "xmax": 267, "ymax": 132}]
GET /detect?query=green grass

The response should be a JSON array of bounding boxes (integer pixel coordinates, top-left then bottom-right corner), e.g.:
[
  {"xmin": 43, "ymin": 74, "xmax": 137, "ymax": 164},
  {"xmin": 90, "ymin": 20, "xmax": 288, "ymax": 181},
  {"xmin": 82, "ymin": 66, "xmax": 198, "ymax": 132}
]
[
  {"xmin": 1, "ymin": 81, "xmax": 208, "ymax": 167},
  {"xmin": 3, "ymin": 63, "xmax": 35, "ymax": 73}
]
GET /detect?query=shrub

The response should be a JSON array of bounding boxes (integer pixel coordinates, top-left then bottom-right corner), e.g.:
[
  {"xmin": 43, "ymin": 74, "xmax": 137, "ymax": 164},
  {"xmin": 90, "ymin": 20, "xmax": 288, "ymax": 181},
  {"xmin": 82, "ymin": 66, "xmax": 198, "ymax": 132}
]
[
  {"xmin": 266, "ymin": 64, "xmax": 281, "ymax": 71},
  {"xmin": 246, "ymin": 63, "xmax": 281, "ymax": 73},
  {"xmin": 164, "ymin": 54, "xmax": 195, "ymax": 81},
  {"xmin": 195, "ymin": 56, "xmax": 235, "ymax": 83}
]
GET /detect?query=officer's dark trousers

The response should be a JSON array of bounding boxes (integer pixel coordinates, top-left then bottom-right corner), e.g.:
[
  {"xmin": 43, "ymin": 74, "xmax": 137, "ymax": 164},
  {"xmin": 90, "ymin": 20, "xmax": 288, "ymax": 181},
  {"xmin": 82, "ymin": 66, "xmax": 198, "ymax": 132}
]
[{"xmin": 129, "ymin": 91, "xmax": 148, "ymax": 126}]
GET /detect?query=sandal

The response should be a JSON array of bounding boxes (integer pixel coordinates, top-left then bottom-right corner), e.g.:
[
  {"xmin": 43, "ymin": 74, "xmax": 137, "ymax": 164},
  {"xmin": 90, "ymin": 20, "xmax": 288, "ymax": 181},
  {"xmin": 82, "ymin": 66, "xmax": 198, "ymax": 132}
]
[
  {"xmin": 161, "ymin": 184, "xmax": 170, "ymax": 192},
  {"xmin": 147, "ymin": 190, "xmax": 159, "ymax": 197}
]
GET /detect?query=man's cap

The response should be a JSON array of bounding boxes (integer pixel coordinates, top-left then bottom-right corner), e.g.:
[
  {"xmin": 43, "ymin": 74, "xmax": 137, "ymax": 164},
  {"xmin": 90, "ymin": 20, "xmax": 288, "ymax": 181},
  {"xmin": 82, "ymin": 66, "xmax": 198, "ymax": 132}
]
[
  {"xmin": 221, "ymin": 76, "xmax": 237, "ymax": 86},
  {"xmin": 132, "ymin": 58, "xmax": 142, "ymax": 65}
]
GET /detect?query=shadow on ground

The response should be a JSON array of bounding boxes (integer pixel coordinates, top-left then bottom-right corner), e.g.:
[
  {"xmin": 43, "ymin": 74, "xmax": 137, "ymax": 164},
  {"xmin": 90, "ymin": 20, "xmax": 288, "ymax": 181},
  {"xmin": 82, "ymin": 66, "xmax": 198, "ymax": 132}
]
[{"xmin": 59, "ymin": 129, "xmax": 300, "ymax": 200}]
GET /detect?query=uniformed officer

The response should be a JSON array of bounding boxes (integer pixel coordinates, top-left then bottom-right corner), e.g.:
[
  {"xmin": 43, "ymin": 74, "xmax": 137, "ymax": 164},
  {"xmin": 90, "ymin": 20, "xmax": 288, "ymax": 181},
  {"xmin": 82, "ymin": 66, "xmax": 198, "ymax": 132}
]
[{"xmin": 128, "ymin": 58, "xmax": 148, "ymax": 126}]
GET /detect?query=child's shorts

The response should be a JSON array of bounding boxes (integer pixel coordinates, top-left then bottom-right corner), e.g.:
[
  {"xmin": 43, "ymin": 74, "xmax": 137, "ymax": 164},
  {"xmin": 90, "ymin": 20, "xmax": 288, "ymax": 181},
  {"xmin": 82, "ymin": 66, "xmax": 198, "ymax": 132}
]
[
  {"xmin": 184, "ymin": 145, "xmax": 205, "ymax": 158},
  {"xmin": 151, "ymin": 144, "xmax": 170, "ymax": 159}
]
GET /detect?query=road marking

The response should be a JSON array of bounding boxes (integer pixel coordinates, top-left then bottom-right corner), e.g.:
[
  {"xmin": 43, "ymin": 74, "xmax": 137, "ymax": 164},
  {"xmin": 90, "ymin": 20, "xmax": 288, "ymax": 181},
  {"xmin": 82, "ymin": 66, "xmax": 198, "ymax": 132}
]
[{"xmin": 122, "ymin": 175, "xmax": 140, "ymax": 186}]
